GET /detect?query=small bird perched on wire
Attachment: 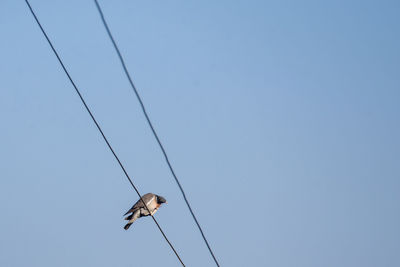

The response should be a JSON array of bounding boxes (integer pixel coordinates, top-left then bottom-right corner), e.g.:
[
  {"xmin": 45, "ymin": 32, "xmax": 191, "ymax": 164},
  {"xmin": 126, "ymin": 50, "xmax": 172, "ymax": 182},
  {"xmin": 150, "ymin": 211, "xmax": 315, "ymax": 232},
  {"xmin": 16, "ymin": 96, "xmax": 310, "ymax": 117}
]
[{"xmin": 123, "ymin": 193, "xmax": 167, "ymax": 230}]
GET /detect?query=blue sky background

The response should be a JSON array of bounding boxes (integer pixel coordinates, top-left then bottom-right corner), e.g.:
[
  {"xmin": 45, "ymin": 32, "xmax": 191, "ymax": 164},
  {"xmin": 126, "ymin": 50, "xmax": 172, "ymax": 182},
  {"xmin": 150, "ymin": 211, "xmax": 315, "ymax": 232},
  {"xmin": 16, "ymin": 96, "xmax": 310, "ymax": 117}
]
[{"xmin": 1, "ymin": 0, "xmax": 399, "ymax": 266}]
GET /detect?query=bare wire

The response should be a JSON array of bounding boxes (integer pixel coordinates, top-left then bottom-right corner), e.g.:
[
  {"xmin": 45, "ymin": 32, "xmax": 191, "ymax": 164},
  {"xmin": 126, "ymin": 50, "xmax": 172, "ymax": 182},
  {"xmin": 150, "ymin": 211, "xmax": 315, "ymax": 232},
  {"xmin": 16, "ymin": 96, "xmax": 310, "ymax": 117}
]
[{"xmin": 92, "ymin": 1, "xmax": 221, "ymax": 266}]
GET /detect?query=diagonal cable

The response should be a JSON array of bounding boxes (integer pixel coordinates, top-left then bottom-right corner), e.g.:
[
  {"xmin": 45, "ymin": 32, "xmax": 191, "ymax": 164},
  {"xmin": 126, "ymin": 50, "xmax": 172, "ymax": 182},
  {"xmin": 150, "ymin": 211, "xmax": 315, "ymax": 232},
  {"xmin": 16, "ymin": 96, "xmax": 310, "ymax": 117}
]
[
  {"xmin": 23, "ymin": 1, "xmax": 185, "ymax": 266},
  {"xmin": 93, "ymin": 1, "xmax": 220, "ymax": 266}
]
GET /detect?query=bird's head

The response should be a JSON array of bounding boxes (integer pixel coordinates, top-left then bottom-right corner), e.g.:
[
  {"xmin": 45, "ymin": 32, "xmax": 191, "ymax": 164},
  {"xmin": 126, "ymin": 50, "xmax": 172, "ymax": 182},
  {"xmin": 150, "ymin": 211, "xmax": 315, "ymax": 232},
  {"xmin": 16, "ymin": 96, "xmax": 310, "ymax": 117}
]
[{"xmin": 157, "ymin": 195, "xmax": 167, "ymax": 204}]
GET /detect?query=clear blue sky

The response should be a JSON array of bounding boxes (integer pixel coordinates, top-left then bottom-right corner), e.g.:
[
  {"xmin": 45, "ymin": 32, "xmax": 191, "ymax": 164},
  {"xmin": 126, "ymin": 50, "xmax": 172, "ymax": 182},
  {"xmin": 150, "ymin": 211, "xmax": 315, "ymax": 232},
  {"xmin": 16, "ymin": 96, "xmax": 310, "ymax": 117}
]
[{"xmin": 0, "ymin": 0, "xmax": 399, "ymax": 266}]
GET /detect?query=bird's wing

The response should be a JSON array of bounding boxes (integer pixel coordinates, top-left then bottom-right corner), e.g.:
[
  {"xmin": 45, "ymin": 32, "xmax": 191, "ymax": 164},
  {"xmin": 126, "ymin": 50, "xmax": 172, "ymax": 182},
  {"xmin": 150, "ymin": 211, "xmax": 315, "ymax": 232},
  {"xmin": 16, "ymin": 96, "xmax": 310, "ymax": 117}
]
[
  {"xmin": 123, "ymin": 193, "xmax": 155, "ymax": 215},
  {"xmin": 123, "ymin": 206, "xmax": 138, "ymax": 216},
  {"xmin": 141, "ymin": 193, "xmax": 156, "ymax": 207}
]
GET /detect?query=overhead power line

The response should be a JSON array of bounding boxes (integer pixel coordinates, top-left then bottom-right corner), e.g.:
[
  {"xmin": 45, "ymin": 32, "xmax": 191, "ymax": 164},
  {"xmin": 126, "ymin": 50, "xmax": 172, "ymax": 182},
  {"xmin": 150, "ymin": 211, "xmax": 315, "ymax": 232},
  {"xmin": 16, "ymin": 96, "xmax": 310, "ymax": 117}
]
[
  {"xmin": 23, "ymin": 1, "xmax": 185, "ymax": 266},
  {"xmin": 92, "ymin": 1, "xmax": 221, "ymax": 266}
]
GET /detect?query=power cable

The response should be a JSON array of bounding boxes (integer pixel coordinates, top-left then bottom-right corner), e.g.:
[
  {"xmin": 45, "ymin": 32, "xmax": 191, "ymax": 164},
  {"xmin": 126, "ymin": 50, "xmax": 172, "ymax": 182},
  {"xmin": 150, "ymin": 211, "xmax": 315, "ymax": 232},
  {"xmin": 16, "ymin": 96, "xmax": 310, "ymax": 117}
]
[
  {"xmin": 23, "ymin": 1, "xmax": 185, "ymax": 266},
  {"xmin": 92, "ymin": 1, "xmax": 221, "ymax": 266}
]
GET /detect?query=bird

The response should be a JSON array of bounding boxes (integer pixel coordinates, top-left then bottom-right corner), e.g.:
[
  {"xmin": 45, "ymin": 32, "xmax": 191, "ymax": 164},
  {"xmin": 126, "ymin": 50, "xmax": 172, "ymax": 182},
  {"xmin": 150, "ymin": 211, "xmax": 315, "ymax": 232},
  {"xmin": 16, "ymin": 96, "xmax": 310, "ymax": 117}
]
[{"xmin": 123, "ymin": 193, "xmax": 167, "ymax": 230}]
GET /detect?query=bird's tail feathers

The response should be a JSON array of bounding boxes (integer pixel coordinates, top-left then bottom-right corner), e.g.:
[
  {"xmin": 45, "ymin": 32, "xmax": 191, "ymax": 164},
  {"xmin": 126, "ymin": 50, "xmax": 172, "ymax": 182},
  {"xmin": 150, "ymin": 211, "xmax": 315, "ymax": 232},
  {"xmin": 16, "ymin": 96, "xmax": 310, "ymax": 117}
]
[
  {"xmin": 124, "ymin": 214, "xmax": 133, "ymax": 221},
  {"xmin": 124, "ymin": 223, "xmax": 132, "ymax": 230}
]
